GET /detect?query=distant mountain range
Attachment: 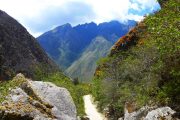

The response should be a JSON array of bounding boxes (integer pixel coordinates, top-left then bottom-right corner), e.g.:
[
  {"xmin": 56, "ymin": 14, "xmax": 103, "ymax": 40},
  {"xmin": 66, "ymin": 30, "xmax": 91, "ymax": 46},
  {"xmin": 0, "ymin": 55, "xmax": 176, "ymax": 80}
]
[
  {"xmin": 37, "ymin": 20, "xmax": 136, "ymax": 81},
  {"xmin": 0, "ymin": 10, "xmax": 58, "ymax": 80}
]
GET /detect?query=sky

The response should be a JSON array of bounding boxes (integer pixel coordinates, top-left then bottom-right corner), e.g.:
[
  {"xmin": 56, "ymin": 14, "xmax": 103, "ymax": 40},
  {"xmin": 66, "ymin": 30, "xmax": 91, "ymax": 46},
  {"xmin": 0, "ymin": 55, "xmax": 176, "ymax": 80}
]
[{"xmin": 0, "ymin": 0, "xmax": 160, "ymax": 37}]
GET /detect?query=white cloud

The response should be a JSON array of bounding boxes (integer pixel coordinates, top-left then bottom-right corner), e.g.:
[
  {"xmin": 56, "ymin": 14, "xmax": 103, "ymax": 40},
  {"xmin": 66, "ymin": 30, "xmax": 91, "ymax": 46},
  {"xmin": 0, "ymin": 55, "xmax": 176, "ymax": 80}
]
[{"xmin": 0, "ymin": 0, "xmax": 160, "ymax": 37}]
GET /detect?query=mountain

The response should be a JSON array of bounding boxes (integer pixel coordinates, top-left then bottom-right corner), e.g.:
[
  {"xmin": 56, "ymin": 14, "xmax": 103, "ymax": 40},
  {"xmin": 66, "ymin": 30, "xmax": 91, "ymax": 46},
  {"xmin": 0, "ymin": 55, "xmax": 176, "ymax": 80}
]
[
  {"xmin": 37, "ymin": 20, "xmax": 136, "ymax": 81},
  {"xmin": 66, "ymin": 36, "xmax": 113, "ymax": 81},
  {"xmin": 0, "ymin": 10, "xmax": 59, "ymax": 80},
  {"xmin": 0, "ymin": 10, "xmax": 89, "ymax": 116},
  {"xmin": 92, "ymin": 0, "xmax": 180, "ymax": 119}
]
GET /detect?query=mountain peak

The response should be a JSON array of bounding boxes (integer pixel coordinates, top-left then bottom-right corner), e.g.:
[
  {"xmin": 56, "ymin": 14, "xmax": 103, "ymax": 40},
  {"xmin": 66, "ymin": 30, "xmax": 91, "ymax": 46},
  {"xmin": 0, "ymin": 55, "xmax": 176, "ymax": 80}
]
[
  {"xmin": 75, "ymin": 22, "xmax": 97, "ymax": 28},
  {"xmin": 62, "ymin": 23, "xmax": 72, "ymax": 28},
  {"xmin": 56, "ymin": 23, "xmax": 72, "ymax": 30},
  {"xmin": 0, "ymin": 10, "xmax": 5, "ymax": 14},
  {"xmin": 51, "ymin": 23, "xmax": 72, "ymax": 34}
]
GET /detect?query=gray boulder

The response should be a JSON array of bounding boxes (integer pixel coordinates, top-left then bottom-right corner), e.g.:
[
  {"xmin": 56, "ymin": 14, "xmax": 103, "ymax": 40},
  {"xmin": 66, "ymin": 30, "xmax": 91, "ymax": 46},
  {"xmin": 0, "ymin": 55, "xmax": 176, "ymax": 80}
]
[
  {"xmin": 121, "ymin": 104, "xmax": 176, "ymax": 120},
  {"xmin": 144, "ymin": 107, "xmax": 176, "ymax": 120},
  {"xmin": 124, "ymin": 106, "xmax": 154, "ymax": 120},
  {"xmin": 0, "ymin": 73, "xmax": 77, "ymax": 120}
]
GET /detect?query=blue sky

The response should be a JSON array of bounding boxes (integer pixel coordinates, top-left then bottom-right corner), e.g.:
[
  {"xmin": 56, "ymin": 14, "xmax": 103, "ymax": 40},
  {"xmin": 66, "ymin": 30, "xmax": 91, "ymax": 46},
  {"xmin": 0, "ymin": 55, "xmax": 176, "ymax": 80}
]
[{"xmin": 0, "ymin": 0, "xmax": 160, "ymax": 37}]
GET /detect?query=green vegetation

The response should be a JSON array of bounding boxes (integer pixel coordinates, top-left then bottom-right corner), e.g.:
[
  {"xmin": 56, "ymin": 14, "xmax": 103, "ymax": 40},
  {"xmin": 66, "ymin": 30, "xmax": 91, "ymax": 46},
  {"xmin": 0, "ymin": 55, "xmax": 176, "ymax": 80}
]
[
  {"xmin": 0, "ymin": 75, "xmax": 26, "ymax": 103},
  {"xmin": 92, "ymin": 0, "xmax": 180, "ymax": 119}
]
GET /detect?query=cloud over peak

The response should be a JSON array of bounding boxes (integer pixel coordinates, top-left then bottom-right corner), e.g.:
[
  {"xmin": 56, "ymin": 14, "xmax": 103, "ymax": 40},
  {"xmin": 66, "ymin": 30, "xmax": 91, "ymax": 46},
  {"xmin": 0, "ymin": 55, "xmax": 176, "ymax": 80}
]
[{"xmin": 0, "ymin": 0, "xmax": 160, "ymax": 37}]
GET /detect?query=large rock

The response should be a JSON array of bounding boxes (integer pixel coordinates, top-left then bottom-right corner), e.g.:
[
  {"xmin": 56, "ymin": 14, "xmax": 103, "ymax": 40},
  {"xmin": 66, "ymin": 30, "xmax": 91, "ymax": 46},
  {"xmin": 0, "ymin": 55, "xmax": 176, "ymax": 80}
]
[
  {"xmin": 123, "ymin": 106, "xmax": 154, "ymax": 120},
  {"xmin": 0, "ymin": 74, "xmax": 77, "ymax": 120},
  {"xmin": 120, "ymin": 104, "xmax": 177, "ymax": 120},
  {"xmin": 144, "ymin": 107, "xmax": 176, "ymax": 120}
]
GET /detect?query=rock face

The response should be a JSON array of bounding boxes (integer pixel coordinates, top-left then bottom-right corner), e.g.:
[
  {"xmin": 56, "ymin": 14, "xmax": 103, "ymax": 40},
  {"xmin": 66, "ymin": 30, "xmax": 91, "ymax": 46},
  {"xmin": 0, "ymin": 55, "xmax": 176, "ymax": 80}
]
[
  {"xmin": 0, "ymin": 74, "xmax": 77, "ymax": 120},
  {"xmin": 0, "ymin": 10, "xmax": 58, "ymax": 80},
  {"xmin": 120, "ymin": 105, "xmax": 176, "ymax": 120}
]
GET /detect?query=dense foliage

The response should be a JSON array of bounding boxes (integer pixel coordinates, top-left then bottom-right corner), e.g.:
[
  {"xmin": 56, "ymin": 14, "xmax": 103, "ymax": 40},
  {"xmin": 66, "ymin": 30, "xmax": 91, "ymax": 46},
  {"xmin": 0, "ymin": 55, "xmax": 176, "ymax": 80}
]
[{"xmin": 92, "ymin": 0, "xmax": 180, "ymax": 119}]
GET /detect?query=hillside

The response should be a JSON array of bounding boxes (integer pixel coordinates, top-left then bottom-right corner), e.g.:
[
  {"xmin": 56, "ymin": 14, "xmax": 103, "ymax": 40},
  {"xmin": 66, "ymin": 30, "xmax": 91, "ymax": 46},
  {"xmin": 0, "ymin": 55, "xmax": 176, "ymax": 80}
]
[
  {"xmin": 66, "ymin": 36, "xmax": 112, "ymax": 82},
  {"xmin": 0, "ymin": 10, "xmax": 92, "ymax": 117},
  {"xmin": 38, "ymin": 20, "xmax": 136, "ymax": 81},
  {"xmin": 92, "ymin": 0, "xmax": 180, "ymax": 119},
  {"xmin": 0, "ymin": 10, "xmax": 59, "ymax": 80}
]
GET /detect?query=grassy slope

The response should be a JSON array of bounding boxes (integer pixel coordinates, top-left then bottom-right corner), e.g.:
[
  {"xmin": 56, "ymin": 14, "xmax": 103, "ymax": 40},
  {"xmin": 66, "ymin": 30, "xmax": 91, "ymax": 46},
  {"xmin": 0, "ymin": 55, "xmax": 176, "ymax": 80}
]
[
  {"xmin": 92, "ymin": 0, "xmax": 180, "ymax": 119},
  {"xmin": 66, "ymin": 36, "xmax": 113, "ymax": 82}
]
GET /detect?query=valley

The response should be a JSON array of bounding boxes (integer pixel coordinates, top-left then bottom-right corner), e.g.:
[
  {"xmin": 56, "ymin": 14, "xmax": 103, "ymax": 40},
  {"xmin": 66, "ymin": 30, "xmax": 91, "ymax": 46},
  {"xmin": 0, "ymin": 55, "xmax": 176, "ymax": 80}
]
[
  {"xmin": 0, "ymin": 0, "xmax": 179, "ymax": 120},
  {"xmin": 37, "ymin": 20, "xmax": 136, "ymax": 82}
]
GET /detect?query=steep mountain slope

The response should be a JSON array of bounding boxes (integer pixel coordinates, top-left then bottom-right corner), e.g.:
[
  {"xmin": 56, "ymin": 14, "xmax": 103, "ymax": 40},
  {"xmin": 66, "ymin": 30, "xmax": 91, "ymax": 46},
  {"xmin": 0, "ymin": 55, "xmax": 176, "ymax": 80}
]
[
  {"xmin": 92, "ymin": 0, "xmax": 180, "ymax": 119},
  {"xmin": 0, "ymin": 10, "xmax": 58, "ymax": 80},
  {"xmin": 37, "ymin": 21, "xmax": 136, "ymax": 70},
  {"xmin": 66, "ymin": 36, "xmax": 112, "ymax": 82},
  {"xmin": 0, "ymin": 10, "xmax": 90, "ymax": 117}
]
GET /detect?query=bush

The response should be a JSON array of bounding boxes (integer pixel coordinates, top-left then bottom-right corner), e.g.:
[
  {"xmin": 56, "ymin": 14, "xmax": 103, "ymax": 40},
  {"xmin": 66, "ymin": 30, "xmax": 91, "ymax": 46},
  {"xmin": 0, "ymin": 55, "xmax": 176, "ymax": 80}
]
[{"xmin": 92, "ymin": 0, "xmax": 180, "ymax": 118}]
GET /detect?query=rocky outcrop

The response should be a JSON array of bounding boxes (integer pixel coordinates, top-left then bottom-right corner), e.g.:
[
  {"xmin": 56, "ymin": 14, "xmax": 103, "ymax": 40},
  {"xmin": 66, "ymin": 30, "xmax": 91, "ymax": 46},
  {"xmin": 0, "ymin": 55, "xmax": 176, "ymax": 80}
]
[
  {"xmin": 0, "ymin": 74, "xmax": 77, "ymax": 120},
  {"xmin": 119, "ymin": 105, "xmax": 177, "ymax": 120}
]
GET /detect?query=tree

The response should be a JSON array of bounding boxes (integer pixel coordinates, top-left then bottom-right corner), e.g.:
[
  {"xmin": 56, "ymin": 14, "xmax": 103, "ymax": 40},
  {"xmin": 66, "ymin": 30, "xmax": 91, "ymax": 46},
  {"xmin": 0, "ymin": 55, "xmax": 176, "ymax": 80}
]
[{"xmin": 73, "ymin": 77, "xmax": 79, "ymax": 85}]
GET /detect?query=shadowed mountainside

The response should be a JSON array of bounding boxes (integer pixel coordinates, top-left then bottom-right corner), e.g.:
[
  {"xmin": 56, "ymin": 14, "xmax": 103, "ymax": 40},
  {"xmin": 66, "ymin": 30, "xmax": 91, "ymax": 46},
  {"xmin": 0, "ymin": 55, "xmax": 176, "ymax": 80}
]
[{"xmin": 0, "ymin": 10, "xmax": 59, "ymax": 80}]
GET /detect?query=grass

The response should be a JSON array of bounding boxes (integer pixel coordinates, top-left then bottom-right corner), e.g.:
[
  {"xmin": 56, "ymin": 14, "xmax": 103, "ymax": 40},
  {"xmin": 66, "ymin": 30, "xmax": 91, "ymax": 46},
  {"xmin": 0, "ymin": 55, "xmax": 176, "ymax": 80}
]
[{"xmin": 0, "ymin": 75, "xmax": 26, "ymax": 103}]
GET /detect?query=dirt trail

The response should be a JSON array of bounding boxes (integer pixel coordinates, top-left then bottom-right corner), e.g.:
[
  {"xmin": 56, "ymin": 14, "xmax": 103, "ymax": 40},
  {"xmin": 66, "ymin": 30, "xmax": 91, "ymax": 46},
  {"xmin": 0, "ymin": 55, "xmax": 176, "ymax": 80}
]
[{"xmin": 83, "ymin": 95, "xmax": 107, "ymax": 120}]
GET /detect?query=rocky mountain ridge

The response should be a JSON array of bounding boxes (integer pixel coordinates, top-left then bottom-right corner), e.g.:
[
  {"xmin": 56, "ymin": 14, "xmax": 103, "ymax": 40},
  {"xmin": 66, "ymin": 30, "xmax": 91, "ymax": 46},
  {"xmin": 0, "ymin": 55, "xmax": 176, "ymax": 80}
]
[{"xmin": 0, "ymin": 10, "xmax": 59, "ymax": 80}]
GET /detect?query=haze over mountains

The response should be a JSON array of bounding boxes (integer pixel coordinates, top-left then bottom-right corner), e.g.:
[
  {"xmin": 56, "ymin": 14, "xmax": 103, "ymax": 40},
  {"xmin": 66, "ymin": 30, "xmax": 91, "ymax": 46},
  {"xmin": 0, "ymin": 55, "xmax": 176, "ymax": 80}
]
[{"xmin": 38, "ymin": 20, "xmax": 136, "ymax": 81}]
